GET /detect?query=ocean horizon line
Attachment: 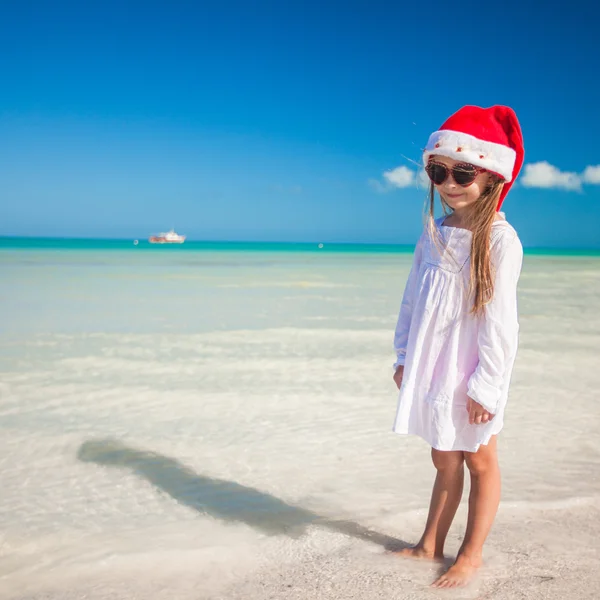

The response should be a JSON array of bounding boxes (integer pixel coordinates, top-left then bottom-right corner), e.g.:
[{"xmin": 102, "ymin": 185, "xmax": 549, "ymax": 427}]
[{"xmin": 1, "ymin": 235, "xmax": 599, "ymax": 256}]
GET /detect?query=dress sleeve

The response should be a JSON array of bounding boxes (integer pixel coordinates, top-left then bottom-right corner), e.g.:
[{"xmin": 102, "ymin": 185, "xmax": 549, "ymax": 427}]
[
  {"xmin": 466, "ymin": 232, "xmax": 523, "ymax": 414},
  {"xmin": 393, "ymin": 232, "xmax": 425, "ymax": 371}
]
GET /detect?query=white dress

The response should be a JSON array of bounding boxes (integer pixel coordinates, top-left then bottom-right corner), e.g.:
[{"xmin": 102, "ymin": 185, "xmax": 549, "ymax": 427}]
[{"xmin": 392, "ymin": 214, "xmax": 523, "ymax": 453}]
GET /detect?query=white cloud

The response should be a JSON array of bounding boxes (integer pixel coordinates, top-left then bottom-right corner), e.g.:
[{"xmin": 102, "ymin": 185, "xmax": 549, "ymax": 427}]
[
  {"xmin": 368, "ymin": 178, "xmax": 389, "ymax": 193},
  {"xmin": 372, "ymin": 160, "xmax": 600, "ymax": 195},
  {"xmin": 582, "ymin": 165, "xmax": 600, "ymax": 185},
  {"xmin": 370, "ymin": 165, "xmax": 418, "ymax": 193},
  {"xmin": 521, "ymin": 161, "xmax": 581, "ymax": 191},
  {"xmin": 383, "ymin": 166, "xmax": 415, "ymax": 188},
  {"xmin": 417, "ymin": 168, "xmax": 430, "ymax": 189}
]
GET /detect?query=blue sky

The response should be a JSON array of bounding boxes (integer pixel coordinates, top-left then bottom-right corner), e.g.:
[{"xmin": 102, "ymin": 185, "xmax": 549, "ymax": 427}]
[{"xmin": 1, "ymin": 0, "xmax": 599, "ymax": 248}]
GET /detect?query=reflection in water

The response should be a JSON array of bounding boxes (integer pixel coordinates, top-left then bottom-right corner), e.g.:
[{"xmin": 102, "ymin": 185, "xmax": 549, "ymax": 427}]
[{"xmin": 78, "ymin": 438, "xmax": 407, "ymax": 550}]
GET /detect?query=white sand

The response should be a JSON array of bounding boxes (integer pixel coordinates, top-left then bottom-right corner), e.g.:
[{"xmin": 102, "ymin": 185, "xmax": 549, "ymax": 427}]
[
  {"xmin": 1, "ymin": 249, "xmax": 599, "ymax": 599},
  {"xmin": 4, "ymin": 502, "xmax": 600, "ymax": 599}
]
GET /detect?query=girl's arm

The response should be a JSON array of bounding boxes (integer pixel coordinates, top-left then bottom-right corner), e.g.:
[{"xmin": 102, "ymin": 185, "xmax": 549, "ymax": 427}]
[
  {"xmin": 393, "ymin": 232, "xmax": 425, "ymax": 371},
  {"xmin": 466, "ymin": 232, "xmax": 524, "ymax": 414}
]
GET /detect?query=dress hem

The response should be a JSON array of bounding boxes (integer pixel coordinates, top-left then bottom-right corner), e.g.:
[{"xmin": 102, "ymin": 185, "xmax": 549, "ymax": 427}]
[{"xmin": 392, "ymin": 427, "xmax": 501, "ymax": 453}]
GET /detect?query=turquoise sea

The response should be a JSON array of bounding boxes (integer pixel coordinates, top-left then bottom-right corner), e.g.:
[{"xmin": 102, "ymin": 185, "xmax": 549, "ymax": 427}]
[{"xmin": 1, "ymin": 236, "xmax": 599, "ymax": 255}]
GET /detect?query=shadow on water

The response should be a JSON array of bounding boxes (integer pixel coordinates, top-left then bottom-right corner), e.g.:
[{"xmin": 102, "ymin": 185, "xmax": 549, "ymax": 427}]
[{"xmin": 77, "ymin": 438, "xmax": 408, "ymax": 551}]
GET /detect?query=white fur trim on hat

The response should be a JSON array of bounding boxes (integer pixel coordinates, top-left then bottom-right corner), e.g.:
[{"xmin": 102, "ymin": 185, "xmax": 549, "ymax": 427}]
[{"xmin": 423, "ymin": 130, "xmax": 517, "ymax": 182}]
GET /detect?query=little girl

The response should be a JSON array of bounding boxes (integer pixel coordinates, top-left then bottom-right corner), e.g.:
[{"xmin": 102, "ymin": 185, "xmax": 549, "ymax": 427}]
[{"xmin": 392, "ymin": 105, "xmax": 525, "ymax": 589}]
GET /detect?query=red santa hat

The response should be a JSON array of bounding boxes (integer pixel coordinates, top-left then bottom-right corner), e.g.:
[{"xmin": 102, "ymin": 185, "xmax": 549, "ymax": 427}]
[{"xmin": 423, "ymin": 105, "xmax": 524, "ymax": 210}]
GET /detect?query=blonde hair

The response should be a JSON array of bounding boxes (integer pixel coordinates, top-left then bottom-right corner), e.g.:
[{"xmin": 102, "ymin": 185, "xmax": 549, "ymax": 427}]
[{"xmin": 425, "ymin": 176, "xmax": 505, "ymax": 316}]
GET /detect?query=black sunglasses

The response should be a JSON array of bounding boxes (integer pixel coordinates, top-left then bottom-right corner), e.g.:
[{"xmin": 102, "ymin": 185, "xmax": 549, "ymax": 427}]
[{"xmin": 425, "ymin": 161, "xmax": 487, "ymax": 187}]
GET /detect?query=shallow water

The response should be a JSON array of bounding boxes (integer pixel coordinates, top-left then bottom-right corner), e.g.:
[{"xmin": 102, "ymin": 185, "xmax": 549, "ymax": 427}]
[{"xmin": 1, "ymin": 248, "xmax": 599, "ymax": 598}]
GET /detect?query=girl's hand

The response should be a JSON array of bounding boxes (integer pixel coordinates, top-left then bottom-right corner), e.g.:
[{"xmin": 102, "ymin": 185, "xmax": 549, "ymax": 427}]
[
  {"xmin": 393, "ymin": 366, "xmax": 404, "ymax": 390},
  {"xmin": 466, "ymin": 396, "xmax": 495, "ymax": 425}
]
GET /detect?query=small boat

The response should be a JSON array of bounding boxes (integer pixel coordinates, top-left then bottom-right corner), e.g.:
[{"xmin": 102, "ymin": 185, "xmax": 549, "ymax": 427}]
[{"xmin": 148, "ymin": 230, "xmax": 186, "ymax": 244}]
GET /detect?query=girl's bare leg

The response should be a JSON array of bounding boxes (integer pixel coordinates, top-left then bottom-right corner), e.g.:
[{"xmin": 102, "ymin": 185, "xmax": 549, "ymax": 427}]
[
  {"xmin": 432, "ymin": 435, "xmax": 500, "ymax": 588},
  {"xmin": 396, "ymin": 448, "xmax": 465, "ymax": 560}
]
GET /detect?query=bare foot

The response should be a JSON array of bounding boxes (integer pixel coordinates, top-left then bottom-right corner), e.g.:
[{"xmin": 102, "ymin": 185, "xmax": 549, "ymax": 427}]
[
  {"xmin": 431, "ymin": 554, "xmax": 481, "ymax": 588},
  {"xmin": 390, "ymin": 545, "xmax": 444, "ymax": 562}
]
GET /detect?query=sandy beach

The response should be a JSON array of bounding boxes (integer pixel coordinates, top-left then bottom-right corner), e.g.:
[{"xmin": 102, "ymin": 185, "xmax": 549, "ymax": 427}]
[{"xmin": 1, "ymin": 247, "xmax": 599, "ymax": 599}]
